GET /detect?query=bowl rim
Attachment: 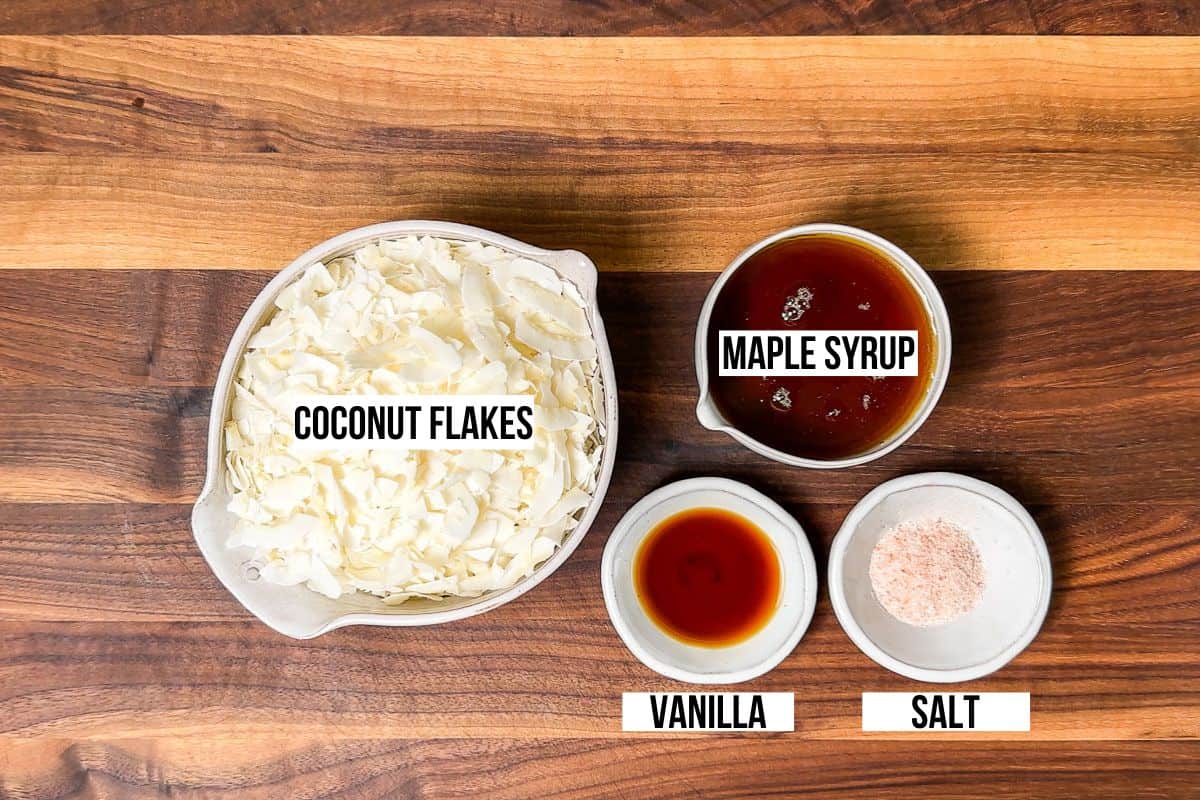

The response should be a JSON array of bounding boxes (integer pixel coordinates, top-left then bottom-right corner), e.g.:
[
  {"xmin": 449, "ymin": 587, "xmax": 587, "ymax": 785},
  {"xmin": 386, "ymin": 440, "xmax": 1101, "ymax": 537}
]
[
  {"xmin": 827, "ymin": 471, "xmax": 1053, "ymax": 683},
  {"xmin": 601, "ymin": 476, "xmax": 819, "ymax": 684},
  {"xmin": 694, "ymin": 223, "xmax": 952, "ymax": 469},
  {"xmin": 191, "ymin": 220, "xmax": 619, "ymax": 636}
]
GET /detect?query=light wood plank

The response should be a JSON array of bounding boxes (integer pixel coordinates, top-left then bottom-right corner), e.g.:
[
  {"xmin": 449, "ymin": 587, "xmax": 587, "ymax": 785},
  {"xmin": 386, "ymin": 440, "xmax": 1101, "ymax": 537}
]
[
  {"xmin": 2, "ymin": 37, "xmax": 1199, "ymax": 156},
  {"xmin": 2, "ymin": 1, "xmax": 1197, "ymax": 35},
  {"xmin": 0, "ymin": 153, "xmax": 1196, "ymax": 271}
]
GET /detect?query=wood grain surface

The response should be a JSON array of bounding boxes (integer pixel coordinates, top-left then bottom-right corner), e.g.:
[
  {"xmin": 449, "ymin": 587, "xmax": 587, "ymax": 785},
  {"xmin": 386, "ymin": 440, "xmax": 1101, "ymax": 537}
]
[
  {"xmin": 1, "ymin": 271, "xmax": 1197, "ymax": 504},
  {"xmin": 1, "ymin": 28, "xmax": 1198, "ymax": 800},
  {"xmin": 1, "ymin": 38, "xmax": 1198, "ymax": 271},
  {"xmin": 4, "ymin": 37, "xmax": 1199, "ymax": 156},
  {"xmin": 6, "ymin": 271, "xmax": 1199, "ymax": 390},
  {"xmin": 4, "ymin": 500, "xmax": 1197, "ymax": 625},
  {"xmin": 4, "ymin": 152, "xmax": 1200, "ymax": 272},
  {"xmin": 1, "ymin": 0, "xmax": 1197, "ymax": 35},
  {"xmin": 0, "ymin": 269, "xmax": 1197, "ymax": 748},
  {"xmin": 0, "ymin": 502, "xmax": 1197, "ymax": 739},
  {"xmin": 4, "ymin": 740, "xmax": 1198, "ymax": 799}
]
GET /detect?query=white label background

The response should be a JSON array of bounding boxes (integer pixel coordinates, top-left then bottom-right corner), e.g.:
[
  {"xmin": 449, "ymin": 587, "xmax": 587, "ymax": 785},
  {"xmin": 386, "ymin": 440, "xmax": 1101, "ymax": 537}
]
[
  {"xmin": 718, "ymin": 330, "xmax": 919, "ymax": 376},
  {"xmin": 862, "ymin": 692, "xmax": 1031, "ymax": 732},
  {"xmin": 622, "ymin": 693, "xmax": 794, "ymax": 732},
  {"xmin": 289, "ymin": 394, "xmax": 535, "ymax": 451}
]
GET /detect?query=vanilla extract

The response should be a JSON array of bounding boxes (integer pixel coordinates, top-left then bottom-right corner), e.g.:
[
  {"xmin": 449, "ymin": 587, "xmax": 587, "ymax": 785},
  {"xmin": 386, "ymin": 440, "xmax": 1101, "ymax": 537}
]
[{"xmin": 635, "ymin": 508, "xmax": 780, "ymax": 647}]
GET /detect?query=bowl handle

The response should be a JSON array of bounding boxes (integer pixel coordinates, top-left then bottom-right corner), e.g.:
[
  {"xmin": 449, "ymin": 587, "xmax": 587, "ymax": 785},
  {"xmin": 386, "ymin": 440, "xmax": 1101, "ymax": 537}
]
[
  {"xmin": 695, "ymin": 393, "xmax": 727, "ymax": 431},
  {"xmin": 541, "ymin": 249, "xmax": 598, "ymax": 302}
]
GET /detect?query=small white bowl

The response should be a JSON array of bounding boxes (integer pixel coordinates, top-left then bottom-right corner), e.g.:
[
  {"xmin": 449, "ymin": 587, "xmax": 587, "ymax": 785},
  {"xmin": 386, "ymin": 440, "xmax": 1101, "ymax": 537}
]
[
  {"xmin": 191, "ymin": 221, "xmax": 619, "ymax": 639},
  {"xmin": 829, "ymin": 472, "xmax": 1052, "ymax": 683},
  {"xmin": 694, "ymin": 223, "xmax": 951, "ymax": 468},
  {"xmin": 601, "ymin": 477, "xmax": 818, "ymax": 684}
]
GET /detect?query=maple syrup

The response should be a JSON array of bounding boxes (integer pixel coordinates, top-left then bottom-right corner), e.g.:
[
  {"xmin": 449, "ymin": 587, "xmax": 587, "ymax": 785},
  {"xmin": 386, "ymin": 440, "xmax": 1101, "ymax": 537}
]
[{"xmin": 706, "ymin": 234, "xmax": 935, "ymax": 460}]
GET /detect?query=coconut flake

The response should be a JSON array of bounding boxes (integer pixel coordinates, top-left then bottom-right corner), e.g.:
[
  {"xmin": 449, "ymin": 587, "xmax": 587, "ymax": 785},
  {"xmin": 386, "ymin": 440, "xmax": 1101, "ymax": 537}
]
[{"xmin": 224, "ymin": 235, "xmax": 606, "ymax": 603}]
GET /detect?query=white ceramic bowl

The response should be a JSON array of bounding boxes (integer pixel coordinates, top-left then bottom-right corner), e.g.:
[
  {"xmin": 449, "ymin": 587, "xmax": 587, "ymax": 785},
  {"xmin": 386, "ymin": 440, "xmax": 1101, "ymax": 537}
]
[
  {"xmin": 602, "ymin": 478, "xmax": 818, "ymax": 684},
  {"xmin": 829, "ymin": 472, "xmax": 1052, "ymax": 682},
  {"xmin": 191, "ymin": 221, "xmax": 619, "ymax": 639},
  {"xmin": 695, "ymin": 223, "xmax": 951, "ymax": 468}
]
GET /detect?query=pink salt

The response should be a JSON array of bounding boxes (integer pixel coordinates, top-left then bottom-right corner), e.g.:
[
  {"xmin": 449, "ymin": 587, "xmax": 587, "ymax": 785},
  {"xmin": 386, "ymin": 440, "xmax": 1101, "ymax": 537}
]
[{"xmin": 868, "ymin": 518, "xmax": 985, "ymax": 627}]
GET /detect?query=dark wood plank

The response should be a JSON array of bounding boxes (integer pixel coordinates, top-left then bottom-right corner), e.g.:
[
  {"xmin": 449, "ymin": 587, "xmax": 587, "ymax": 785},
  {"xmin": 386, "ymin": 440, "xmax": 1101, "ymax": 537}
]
[
  {"xmin": 609, "ymin": 272, "xmax": 1200, "ymax": 391},
  {"xmin": 0, "ymin": 270, "xmax": 267, "ymax": 388},
  {"xmin": 625, "ymin": 385, "xmax": 1200, "ymax": 507},
  {"xmin": 0, "ymin": 0, "xmax": 1196, "ymax": 35},
  {"xmin": 0, "ymin": 504, "xmax": 243, "ymax": 621},
  {"xmin": 0, "ymin": 386, "xmax": 210, "ymax": 502},
  {"xmin": 2, "ymin": 502, "xmax": 1198, "ymax": 626},
  {"xmin": 0, "ymin": 381, "xmax": 1196, "ymax": 504},
  {"xmin": 4, "ymin": 271, "xmax": 1198, "ymax": 390},
  {"xmin": 656, "ymin": 391, "xmax": 1196, "ymax": 510},
  {"xmin": 3, "ymin": 38, "xmax": 1199, "ymax": 157},
  {"xmin": 1, "ymin": 614, "xmax": 1196, "ymax": 738},
  {"xmin": 3, "ymin": 738, "xmax": 1199, "ymax": 799},
  {"xmin": 2, "ymin": 274, "xmax": 1198, "ymax": 502}
]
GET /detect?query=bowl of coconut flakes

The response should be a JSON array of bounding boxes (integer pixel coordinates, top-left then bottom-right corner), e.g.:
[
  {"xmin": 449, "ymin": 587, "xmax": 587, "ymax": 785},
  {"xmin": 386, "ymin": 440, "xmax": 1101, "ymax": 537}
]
[{"xmin": 192, "ymin": 221, "xmax": 617, "ymax": 638}]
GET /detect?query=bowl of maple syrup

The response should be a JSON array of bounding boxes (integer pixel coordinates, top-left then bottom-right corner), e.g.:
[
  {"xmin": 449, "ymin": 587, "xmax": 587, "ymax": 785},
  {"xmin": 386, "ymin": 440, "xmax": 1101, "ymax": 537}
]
[
  {"xmin": 696, "ymin": 224, "xmax": 951, "ymax": 468},
  {"xmin": 601, "ymin": 477, "xmax": 818, "ymax": 684}
]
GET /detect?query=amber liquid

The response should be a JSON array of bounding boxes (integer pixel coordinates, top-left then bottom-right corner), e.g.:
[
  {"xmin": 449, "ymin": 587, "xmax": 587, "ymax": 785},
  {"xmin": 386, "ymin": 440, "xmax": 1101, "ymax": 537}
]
[
  {"xmin": 634, "ymin": 508, "xmax": 780, "ymax": 647},
  {"xmin": 706, "ymin": 234, "xmax": 935, "ymax": 460}
]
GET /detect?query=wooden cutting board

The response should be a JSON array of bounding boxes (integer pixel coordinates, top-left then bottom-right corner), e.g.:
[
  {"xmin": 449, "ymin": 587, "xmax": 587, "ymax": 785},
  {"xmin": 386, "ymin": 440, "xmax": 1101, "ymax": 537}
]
[{"xmin": 1, "ymin": 16, "xmax": 1198, "ymax": 800}]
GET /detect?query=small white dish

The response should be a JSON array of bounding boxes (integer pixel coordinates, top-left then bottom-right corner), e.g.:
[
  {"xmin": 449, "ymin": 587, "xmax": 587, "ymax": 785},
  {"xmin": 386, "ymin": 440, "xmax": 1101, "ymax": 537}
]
[
  {"xmin": 601, "ymin": 477, "xmax": 818, "ymax": 684},
  {"xmin": 191, "ymin": 221, "xmax": 619, "ymax": 639},
  {"xmin": 694, "ymin": 223, "xmax": 951, "ymax": 469},
  {"xmin": 829, "ymin": 472, "xmax": 1052, "ymax": 683}
]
